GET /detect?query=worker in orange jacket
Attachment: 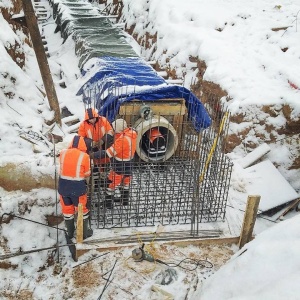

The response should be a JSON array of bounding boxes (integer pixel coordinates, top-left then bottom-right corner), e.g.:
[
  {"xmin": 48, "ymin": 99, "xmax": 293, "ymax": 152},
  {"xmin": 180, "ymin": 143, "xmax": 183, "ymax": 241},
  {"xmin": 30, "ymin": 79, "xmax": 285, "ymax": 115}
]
[
  {"xmin": 58, "ymin": 135, "xmax": 93, "ymax": 239},
  {"xmin": 90, "ymin": 119, "xmax": 137, "ymax": 209},
  {"xmin": 78, "ymin": 108, "xmax": 113, "ymax": 171},
  {"xmin": 146, "ymin": 127, "xmax": 166, "ymax": 157}
]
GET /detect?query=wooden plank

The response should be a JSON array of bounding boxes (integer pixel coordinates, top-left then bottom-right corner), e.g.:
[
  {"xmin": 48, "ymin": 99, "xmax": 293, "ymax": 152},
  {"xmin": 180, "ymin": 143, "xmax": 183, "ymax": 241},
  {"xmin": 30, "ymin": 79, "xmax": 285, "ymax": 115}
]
[
  {"xmin": 76, "ymin": 204, "xmax": 83, "ymax": 244},
  {"xmin": 238, "ymin": 143, "xmax": 271, "ymax": 169},
  {"xmin": 119, "ymin": 99, "xmax": 186, "ymax": 117},
  {"xmin": 173, "ymin": 114, "xmax": 183, "ymax": 155},
  {"xmin": 165, "ymin": 236, "xmax": 240, "ymax": 248},
  {"xmin": 76, "ymin": 236, "xmax": 240, "ymax": 258},
  {"xmin": 271, "ymin": 26, "xmax": 290, "ymax": 31},
  {"xmin": 22, "ymin": 0, "xmax": 61, "ymax": 125},
  {"xmin": 239, "ymin": 195, "xmax": 260, "ymax": 249},
  {"xmin": 85, "ymin": 230, "xmax": 223, "ymax": 245},
  {"xmin": 177, "ymin": 124, "xmax": 202, "ymax": 158},
  {"xmin": 151, "ymin": 285, "xmax": 174, "ymax": 299},
  {"xmin": 276, "ymin": 198, "xmax": 300, "ymax": 220}
]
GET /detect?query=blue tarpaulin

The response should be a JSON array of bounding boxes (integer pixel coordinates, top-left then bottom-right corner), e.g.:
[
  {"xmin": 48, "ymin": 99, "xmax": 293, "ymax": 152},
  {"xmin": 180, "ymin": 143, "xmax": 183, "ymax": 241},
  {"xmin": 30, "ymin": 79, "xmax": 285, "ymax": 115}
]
[{"xmin": 77, "ymin": 57, "xmax": 211, "ymax": 131}]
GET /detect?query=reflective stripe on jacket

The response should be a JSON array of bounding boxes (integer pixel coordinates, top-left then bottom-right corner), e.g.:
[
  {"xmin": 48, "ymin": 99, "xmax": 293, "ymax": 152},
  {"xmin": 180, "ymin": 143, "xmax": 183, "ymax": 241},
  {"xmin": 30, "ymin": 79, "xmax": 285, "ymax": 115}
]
[
  {"xmin": 106, "ymin": 128, "xmax": 137, "ymax": 162},
  {"xmin": 78, "ymin": 115, "xmax": 113, "ymax": 142},
  {"xmin": 59, "ymin": 148, "xmax": 91, "ymax": 180}
]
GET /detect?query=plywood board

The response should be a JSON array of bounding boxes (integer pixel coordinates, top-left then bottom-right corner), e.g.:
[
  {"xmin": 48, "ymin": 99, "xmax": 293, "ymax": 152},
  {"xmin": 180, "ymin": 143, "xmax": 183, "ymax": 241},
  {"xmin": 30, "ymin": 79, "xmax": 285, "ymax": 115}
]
[
  {"xmin": 238, "ymin": 143, "xmax": 271, "ymax": 168},
  {"xmin": 119, "ymin": 98, "xmax": 186, "ymax": 117},
  {"xmin": 244, "ymin": 160, "xmax": 299, "ymax": 212}
]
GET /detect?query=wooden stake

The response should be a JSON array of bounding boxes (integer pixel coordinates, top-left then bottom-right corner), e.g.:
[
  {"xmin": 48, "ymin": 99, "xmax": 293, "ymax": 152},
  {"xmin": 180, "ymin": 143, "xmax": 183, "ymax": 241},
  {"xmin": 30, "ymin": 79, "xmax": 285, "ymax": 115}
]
[
  {"xmin": 239, "ymin": 195, "xmax": 260, "ymax": 249},
  {"xmin": 21, "ymin": 0, "xmax": 61, "ymax": 126},
  {"xmin": 77, "ymin": 204, "xmax": 83, "ymax": 244}
]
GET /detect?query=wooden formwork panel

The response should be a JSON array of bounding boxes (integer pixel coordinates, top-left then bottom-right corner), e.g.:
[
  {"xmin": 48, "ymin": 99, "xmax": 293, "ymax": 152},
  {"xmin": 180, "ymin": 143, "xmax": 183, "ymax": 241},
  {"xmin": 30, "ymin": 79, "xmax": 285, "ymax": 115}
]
[
  {"xmin": 178, "ymin": 124, "xmax": 203, "ymax": 159},
  {"xmin": 118, "ymin": 98, "xmax": 186, "ymax": 126},
  {"xmin": 118, "ymin": 99, "xmax": 186, "ymax": 157}
]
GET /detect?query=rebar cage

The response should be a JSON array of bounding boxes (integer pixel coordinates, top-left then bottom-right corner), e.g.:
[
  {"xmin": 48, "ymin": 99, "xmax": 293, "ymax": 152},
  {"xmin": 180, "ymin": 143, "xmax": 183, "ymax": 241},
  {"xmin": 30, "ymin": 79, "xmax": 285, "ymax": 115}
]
[{"xmin": 85, "ymin": 81, "xmax": 233, "ymax": 231}]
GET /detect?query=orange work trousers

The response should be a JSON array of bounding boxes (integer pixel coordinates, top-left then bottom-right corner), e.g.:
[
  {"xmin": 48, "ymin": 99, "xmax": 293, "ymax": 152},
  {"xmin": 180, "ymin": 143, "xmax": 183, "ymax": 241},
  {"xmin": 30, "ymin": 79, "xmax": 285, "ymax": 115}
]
[
  {"xmin": 108, "ymin": 170, "xmax": 131, "ymax": 190},
  {"xmin": 59, "ymin": 194, "xmax": 89, "ymax": 215}
]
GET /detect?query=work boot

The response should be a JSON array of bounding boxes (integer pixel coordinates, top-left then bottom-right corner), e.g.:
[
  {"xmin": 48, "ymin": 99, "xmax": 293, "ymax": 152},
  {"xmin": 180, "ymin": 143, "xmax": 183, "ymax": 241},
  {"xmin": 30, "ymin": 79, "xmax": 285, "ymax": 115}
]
[
  {"xmin": 83, "ymin": 216, "xmax": 93, "ymax": 239},
  {"xmin": 64, "ymin": 218, "xmax": 75, "ymax": 239}
]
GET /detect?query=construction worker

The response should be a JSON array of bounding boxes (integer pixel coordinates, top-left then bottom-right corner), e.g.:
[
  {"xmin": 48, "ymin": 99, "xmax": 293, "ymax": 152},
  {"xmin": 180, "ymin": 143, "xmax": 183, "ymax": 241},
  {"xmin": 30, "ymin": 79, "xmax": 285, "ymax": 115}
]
[
  {"xmin": 78, "ymin": 108, "xmax": 114, "ymax": 171},
  {"xmin": 78, "ymin": 107, "xmax": 113, "ymax": 148},
  {"xmin": 145, "ymin": 127, "xmax": 166, "ymax": 157},
  {"xmin": 58, "ymin": 135, "xmax": 93, "ymax": 239},
  {"xmin": 90, "ymin": 119, "xmax": 137, "ymax": 209}
]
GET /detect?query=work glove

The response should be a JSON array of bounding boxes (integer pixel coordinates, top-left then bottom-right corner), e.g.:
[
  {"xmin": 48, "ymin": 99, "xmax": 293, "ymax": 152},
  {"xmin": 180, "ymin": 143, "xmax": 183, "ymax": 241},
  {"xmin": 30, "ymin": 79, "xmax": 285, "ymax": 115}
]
[
  {"xmin": 92, "ymin": 140, "xmax": 103, "ymax": 148},
  {"xmin": 90, "ymin": 150, "xmax": 108, "ymax": 159},
  {"xmin": 102, "ymin": 134, "xmax": 114, "ymax": 149}
]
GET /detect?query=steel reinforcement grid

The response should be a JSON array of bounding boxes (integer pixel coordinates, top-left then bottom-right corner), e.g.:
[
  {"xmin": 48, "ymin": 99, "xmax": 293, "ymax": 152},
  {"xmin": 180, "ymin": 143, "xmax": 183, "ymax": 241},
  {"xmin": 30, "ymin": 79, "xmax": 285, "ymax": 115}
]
[{"xmin": 87, "ymin": 87, "xmax": 232, "ymax": 230}]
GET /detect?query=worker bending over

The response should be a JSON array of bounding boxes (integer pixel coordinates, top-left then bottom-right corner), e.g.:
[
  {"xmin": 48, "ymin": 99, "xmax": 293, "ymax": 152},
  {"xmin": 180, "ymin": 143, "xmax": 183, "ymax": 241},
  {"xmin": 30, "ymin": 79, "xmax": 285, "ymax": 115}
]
[
  {"xmin": 90, "ymin": 119, "xmax": 137, "ymax": 209},
  {"xmin": 58, "ymin": 135, "xmax": 93, "ymax": 239}
]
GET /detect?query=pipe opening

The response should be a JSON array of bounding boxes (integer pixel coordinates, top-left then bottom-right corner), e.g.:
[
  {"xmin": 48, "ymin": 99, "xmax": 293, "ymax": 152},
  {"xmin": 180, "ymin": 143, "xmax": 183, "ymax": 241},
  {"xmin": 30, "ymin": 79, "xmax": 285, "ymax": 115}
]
[{"xmin": 134, "ymin": 116, "xmax": 178, "ymax": 162}]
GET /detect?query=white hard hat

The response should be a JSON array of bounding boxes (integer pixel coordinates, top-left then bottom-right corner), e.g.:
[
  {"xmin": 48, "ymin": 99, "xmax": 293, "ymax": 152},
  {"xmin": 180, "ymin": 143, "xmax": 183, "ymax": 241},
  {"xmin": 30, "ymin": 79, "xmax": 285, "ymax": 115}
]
[{"xmin": 112, "ymin": 119, "xmax": 127, "ymax": 133}]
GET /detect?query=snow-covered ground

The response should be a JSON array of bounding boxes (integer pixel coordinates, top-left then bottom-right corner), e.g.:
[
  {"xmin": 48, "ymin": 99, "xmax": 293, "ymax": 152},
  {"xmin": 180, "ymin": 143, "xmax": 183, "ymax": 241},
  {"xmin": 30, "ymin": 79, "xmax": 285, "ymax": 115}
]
[{"xmin": 0, "ymin": 0, "xmax": 300, "ymax": 299}]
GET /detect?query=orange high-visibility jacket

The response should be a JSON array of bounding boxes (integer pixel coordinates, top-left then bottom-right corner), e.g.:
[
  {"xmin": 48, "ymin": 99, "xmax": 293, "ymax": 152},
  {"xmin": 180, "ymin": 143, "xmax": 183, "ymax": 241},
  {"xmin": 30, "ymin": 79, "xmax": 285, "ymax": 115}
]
[
  {"xmin": 78, "ymin": 108, "xmax": 113, "ymax": 143},
  {"xmin": 106, "ymin": 128, "xmax": 137, "ymax": 161},
  {"xmin": 58, "ymin": 136, "xmax": 91, "ymax": 197},
  {"xmin": 59, "ymin": 148, "xmax": 91, "ymax": 180},
  {"xmin": 59, "ymin": 137, "xmax": 91, "ymax": 181},
  {"xmin": 148, "ymin": 127, "xmax": 164, "ymax": 143}
]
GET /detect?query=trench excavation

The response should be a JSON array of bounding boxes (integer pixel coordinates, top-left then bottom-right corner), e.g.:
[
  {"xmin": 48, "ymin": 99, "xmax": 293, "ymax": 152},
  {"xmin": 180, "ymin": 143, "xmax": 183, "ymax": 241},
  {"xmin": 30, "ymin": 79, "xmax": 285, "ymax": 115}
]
[{"xmin": 19, "ymin": 0, "xmax": 233, "ymax": 234}]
